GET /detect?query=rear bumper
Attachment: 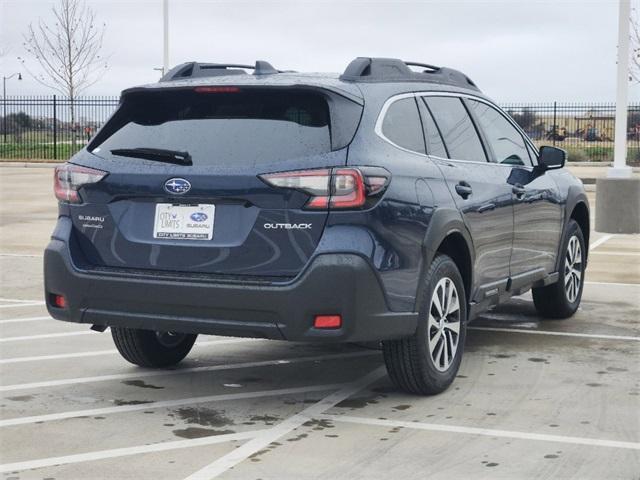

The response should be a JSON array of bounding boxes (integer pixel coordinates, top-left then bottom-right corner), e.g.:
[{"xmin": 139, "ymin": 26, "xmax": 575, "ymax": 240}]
[{"xmin": 44, "ymin": 228, "xmax": 418, "ymax": 343}]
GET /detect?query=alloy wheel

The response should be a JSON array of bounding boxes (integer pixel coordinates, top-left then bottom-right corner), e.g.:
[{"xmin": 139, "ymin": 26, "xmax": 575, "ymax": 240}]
[
  {"xmin": 427, "ymin": 277, "xmax": 461, "ymax": 372},
  {"xmin": 564, "ymin": 235, "xmax": 583, "ymax": 303}
]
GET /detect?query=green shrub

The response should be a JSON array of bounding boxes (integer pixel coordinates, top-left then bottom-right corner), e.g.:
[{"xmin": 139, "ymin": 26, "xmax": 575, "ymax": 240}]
[{"xmin": 0, "ymin": 143, "xmax": 79, "ymax": 161}]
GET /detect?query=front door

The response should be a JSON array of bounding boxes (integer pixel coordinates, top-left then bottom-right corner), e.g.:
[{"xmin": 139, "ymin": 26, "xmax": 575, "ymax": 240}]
[{"xmin": 464, "ymin": 99, "xmax": 563, "ymax": 279}]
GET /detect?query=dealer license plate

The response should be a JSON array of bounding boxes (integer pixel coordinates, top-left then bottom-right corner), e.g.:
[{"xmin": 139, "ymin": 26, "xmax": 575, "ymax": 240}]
[{"xmin": 153, "ymin": 204, "xmax": 215, "ymax": 240}]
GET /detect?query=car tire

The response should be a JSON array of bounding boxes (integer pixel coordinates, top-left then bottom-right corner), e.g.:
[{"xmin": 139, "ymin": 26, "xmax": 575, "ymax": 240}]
[
  {"xmin": 111, "ymin": 327, "xmax": 197, "ymax": 368},
  {"xmin": 532, "ymin": 219, "xmax": 586, "ymax": 319},
  {"xmin": 382, "ymin": 254, "xmax": 467, "ymax": 395}
]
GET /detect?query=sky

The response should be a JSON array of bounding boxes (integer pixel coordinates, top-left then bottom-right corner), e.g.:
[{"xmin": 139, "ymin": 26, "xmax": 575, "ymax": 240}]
[{"xmin": 0, "ymin": 0, "xmax": 638, "ymax": 102}]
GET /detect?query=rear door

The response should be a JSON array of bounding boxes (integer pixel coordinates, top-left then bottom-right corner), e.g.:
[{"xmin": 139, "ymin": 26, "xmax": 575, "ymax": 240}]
[
  {"xmin": 69, "ymin": 87, "xmax": 362, "ymax": 278},
  {"xmin": 422, "ymin": 95, "xmax": 514, "ymax": 297}
]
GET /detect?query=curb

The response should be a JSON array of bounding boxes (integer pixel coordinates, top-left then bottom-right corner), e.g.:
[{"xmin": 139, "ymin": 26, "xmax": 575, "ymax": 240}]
[{"xmin": 0, "ymin": 161, "xmax": 60, "ymax": 168}]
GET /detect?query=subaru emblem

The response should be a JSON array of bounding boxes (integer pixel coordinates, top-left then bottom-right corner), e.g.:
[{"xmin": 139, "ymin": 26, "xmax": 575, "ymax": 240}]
[
  {"xmin": 164, "ymin": 178, "xmax": 191, "ymax": 195},
  {"xmin": 190, "ymin": 212, "xmax": 208, "ymax": 222}
]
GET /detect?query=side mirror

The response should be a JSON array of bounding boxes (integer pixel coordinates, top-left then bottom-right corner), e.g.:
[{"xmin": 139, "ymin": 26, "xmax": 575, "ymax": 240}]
[{"xmin": 536, "ymin": 146, "xmax": 566, "ymax": 172}]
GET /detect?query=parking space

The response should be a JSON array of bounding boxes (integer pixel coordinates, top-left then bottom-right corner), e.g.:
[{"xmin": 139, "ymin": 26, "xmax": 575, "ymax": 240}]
[{"xmin": 0, "ymin": 167, "xmax": 638, "ymax": 479}]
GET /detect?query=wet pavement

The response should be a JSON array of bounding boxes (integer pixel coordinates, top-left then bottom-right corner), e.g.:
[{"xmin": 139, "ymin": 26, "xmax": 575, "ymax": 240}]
[{"xmin": 0, "ymin": 167, "xmax": 638, "ymax": 479}]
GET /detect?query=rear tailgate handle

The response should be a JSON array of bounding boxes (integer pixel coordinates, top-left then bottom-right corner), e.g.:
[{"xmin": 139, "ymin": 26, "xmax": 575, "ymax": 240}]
[{"xmin": 455, "ymin": 182, "xmax": 473, "ymax": 199}]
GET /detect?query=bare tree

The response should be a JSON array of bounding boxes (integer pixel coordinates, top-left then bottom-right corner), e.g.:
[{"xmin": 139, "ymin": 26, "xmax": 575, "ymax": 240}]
[
  {"xmin": 632, "ymin": 4, "xmax": 640, "ymax": 83},
  {"xmin": 20, "ymin": 0, "xmax": 107, "ymax": 146}
]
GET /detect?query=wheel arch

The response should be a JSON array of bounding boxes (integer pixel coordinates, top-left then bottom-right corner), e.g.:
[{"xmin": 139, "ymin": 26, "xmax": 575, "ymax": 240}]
[
  {"xmin": 557, "ymin": 187, "xmax": 591, "ymax": 272},
  {"xmin": 570, "ymin": 200, "xmax": 590, "ymax": 260},
  {"xmin": 417, "ymin": 208, "xmax": 475, "ymax": 313}
]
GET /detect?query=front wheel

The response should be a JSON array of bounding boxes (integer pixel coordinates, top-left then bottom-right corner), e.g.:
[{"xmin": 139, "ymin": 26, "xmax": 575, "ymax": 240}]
[
  {"xmin": 532, "ymin": 219, "xmax": 586, "ymax": 319},
  {"xmin": 111, "ymin": 327, "xmax": 197, "ymax": 367},
  {"xmin": 383, "ymin": 254, "xmax": 467, "ymax": 395}
]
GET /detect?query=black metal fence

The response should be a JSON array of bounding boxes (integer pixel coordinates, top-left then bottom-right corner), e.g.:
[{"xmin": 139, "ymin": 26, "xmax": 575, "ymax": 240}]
[
  {"xmin": 501, "ymin": 102, "xmax": 640, "ymax": 164},
  {"xmin": 1, "ymin": 96, "xmax": 119, "ymax": 160},
  {"xmin": 1, "ymin": 96, "xmax": 639, "ymax": 163}
]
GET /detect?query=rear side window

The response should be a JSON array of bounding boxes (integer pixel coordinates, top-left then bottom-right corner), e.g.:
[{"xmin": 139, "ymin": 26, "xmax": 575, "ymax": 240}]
[
  {"xmin": 381, "ymin": 98, "xmax": 425, "ymax": 154},
  {"xmin": 425, "ymin": 97, "xmax": 487, "ymax": 162},
  {"xmin": 419, "ymin": 99, "xmax": 448, "ymax": 158},
  {"xmin": 467, "ymin": 100, "xmax": 532, "ymax": 166},
  {"xmin": 90, "ymin": 89, "xmax": 338, "ymax": 167}
]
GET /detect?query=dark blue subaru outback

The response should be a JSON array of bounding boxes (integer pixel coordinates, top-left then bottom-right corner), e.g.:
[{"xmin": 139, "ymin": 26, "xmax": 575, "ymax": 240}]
[{"xmin": 44, "ymin": 58, "xmax": 589, "ymax": 394}]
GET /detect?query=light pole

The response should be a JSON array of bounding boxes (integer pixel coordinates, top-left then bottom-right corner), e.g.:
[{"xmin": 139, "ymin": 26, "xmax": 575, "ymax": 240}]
[
  {"xmin": 610, "ymin": 0, "xmax": 632, "ymax": 178},
  {"xmin": 595, "ymin": 0, "xmax": 640, "ymax": 234},
  {"xmin": 163, "ymin": 0, "xmax": 169, "ymax": 75},
  {"xmin": 2, "ymin": 72, "xmax": 22, "ymax": 144}
]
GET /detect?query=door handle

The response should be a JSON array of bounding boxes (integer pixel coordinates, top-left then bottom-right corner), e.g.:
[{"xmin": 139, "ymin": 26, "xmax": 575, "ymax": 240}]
[
  {"xmin": 455, "ymin": 182, "xmax": 473, "ymax": 199},
  {"xmin": 512, "ymin": 183, "xmax": 526, "ymax": 199},
  {"xmin": 478, "ymin": 203, "xmax": 496, "ymax": 213}
]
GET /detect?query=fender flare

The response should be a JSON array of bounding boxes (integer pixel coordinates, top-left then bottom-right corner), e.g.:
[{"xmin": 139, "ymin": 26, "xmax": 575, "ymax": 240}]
[
  {"xmin": 415, "ymin": 207, "xmax": 475, "ymax": 311},
  {"xmin": 555, "ymin": 186, "xmax": 590, "ymax": 272}
]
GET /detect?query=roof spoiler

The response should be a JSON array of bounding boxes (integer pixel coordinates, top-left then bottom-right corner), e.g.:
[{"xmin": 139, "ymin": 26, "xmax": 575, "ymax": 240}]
[
  {"xmin": 339, "ymin": 57, "xmax": 479, "ymax": 91},
  {"xmin": 160, "ymin": 60, "xmax": 283, "ymax": 82}
]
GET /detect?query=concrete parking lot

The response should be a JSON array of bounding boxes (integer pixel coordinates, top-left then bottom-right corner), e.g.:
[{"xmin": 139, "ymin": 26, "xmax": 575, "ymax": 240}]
[{"xmin": 0, "ymin": 166, "xmax": 638, "ymax": 480}]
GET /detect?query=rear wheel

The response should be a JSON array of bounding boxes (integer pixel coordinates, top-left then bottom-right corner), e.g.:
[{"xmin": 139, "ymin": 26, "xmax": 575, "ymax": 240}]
[
  {"xmin": 111, "ymin": 327, "xmax": 197, "ymax": 367},
  {"xmin": 532, "ymin": 219, "xmax": 586, "ymax": 319},
  {"xmin": 383, "ymin": 254, "xmax": 467, "ymax": 395}
]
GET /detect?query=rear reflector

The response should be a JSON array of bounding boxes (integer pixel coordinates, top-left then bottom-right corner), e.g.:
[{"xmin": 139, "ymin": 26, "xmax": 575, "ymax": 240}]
[
  {"xmin": 314, "ymin": 315, "xmax": 342, "ymax": 329},
  {"xmin": 52, "ymin": 294, "xmax": 67, "ymax": 308}
]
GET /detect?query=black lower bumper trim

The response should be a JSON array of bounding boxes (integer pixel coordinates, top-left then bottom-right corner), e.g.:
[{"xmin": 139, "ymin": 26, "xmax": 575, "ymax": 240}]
[{"xmin": 44, "ymin": 236, "xmax": 418, "ymax": 343}]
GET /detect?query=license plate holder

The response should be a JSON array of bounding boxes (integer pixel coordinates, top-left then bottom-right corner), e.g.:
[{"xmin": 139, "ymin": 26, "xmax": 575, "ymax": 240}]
[{"xmin": 153, "ymin": 204, "xmax": 215, "ymax": 240}]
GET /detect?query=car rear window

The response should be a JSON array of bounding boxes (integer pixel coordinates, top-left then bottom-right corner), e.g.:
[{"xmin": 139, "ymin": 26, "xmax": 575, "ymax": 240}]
[
  {"xmin": 90, "ymin": 89, "xmax": 334, "ymax": 167},
  {"xmin": 381, "ymin": 98, "xmax": 425, "ymax": 154}
]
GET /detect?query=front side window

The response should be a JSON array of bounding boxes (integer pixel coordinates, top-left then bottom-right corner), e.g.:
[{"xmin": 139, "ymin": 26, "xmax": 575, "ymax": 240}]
[
  {"xmin": 425, "ymin": 97, "xmax": 486, "ymax": 162},
  {"xmin": 468, "ymin": 100, "xmax": 532, "ymax": 166},
  {"xmin": 381, "ymin": 98, "xmax": 425, "ymax": 154}
]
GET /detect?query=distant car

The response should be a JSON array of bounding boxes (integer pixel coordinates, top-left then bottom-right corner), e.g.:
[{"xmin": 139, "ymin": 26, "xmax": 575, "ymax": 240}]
[{"xmin": 44, "ymin": 57, "xmax": 590, "ymax": 395}]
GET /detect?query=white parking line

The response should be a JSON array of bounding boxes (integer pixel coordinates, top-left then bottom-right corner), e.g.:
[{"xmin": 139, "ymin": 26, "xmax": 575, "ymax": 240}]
[
  {"xmin": 585, "ymin": 281, "xmax": 640, "ymax": 287},
  {"xmin": 183, "ymin": 366, "xmax": 387, "ymax": 480},
  {"xmin": 0, "ymin": 330, "xmax": 96, "ymax": 343},
  {"xmin": 321, "ymin": 414, "xmax": 640, "ymax": 450},
  {"xmin": 468, "ymin": 326, "xmax": 640, "ymax": 342},
  {"xmin": 0, "ymin": 383, "xmax": 344, "ymax": 428},
  {"xmin": 0, "ymin": 316, "xmax": 51, "ymax": 324},
  {"xmin": 0, "ymin": 298, "xmax": 42, "ymax": 303},
  {"xmin": 0, "ymin": 253, "xmax": 43, "ymax": 258},
  {"xmin": 0, "ymin": 349, "xmax": 118, "ymax": 365},
  {"xmin": 0, "ymin": 351, "xmax": 378, "ymax": 393},
  {"xmin": 0, "ymin": 302, "xmax": 45, "ymax": 309},
  {"xmin": 590, "ymin": 251, "xmax": 640, "ymax": 256},
  {"xmin": 590, "ymin": 234, "xmax": 614, "ymax": 250},
  {"xmin": 0, "ymin": 429, "xmax": 262, "ymax": 473},
  {"xmin": 0, "ymin": 338, "xmax": 258, "ymax": 365}
]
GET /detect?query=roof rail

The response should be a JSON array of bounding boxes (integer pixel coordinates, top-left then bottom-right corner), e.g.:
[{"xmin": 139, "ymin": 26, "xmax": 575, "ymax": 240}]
[
  {"xmin": 160, "ymin": 60, "xmax": 281, "ymax": 82},
  {"xmin": 339, "ymin": 57, "xmax": 479, "ymax": 91}
]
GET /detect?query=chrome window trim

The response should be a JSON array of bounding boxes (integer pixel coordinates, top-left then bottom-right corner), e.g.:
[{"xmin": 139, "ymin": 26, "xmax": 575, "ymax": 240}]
[
  {"xmin": 374, "ymin": 93, "xmax": 429, "ymax": 158},
  {"xmin": 374, "ymin": 91, "xmax": 539, "ymax": 168}
]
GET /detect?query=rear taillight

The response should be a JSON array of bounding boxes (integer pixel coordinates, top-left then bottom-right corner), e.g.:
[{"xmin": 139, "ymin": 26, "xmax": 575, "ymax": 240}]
[
  {"xmin": 54, "ymin": 163, "xmax": 107, "ymax": 204},
  {"xmin": 259, "ymin": 167, "xmax": 389, "ymax": 210}
]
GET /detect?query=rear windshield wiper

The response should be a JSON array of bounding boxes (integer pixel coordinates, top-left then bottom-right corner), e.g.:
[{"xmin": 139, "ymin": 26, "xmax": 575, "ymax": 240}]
[{"xmin": 109, "ymin": 148, "xmax": 192, "ymax": 166}]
